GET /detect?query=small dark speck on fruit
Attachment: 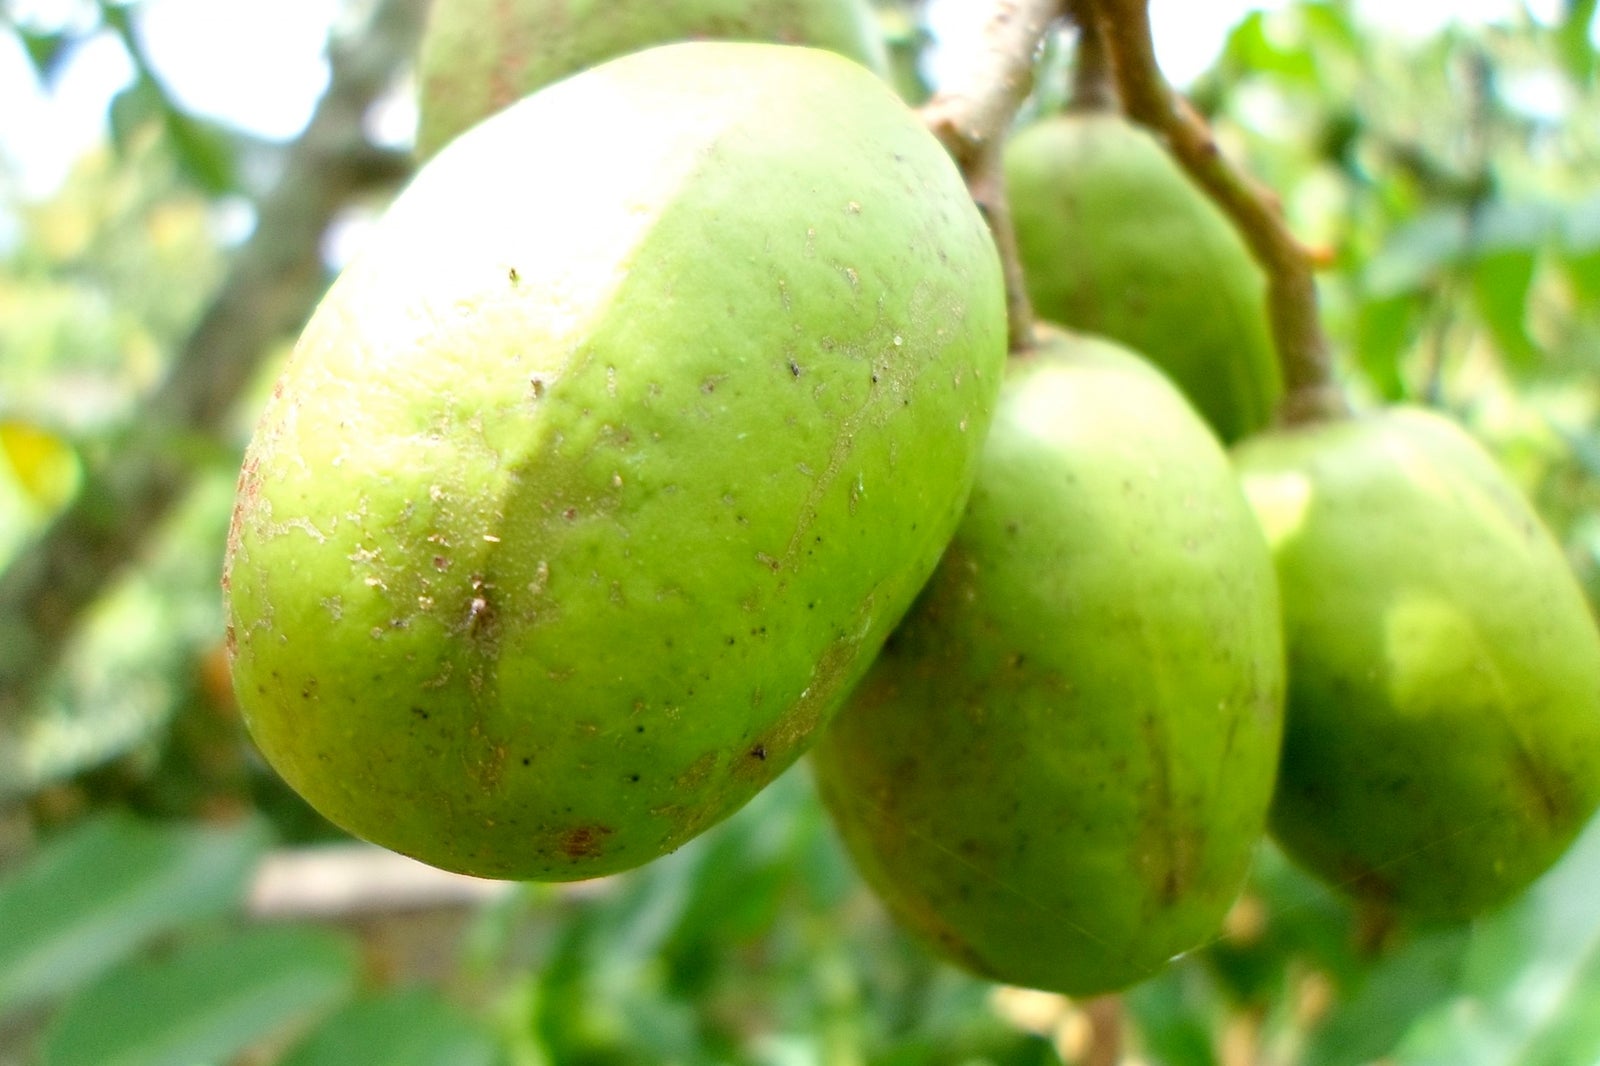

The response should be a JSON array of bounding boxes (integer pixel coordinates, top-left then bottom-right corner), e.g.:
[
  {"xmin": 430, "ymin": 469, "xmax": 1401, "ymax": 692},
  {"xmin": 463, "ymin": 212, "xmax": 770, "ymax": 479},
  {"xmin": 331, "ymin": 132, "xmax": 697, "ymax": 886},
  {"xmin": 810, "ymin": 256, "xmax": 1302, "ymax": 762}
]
[
  {"xmin": 725, "ymin": 636, "xmax": 736, "ymax": 645},
  {"xmin": 788, "ymin": 359, "xmax": 802, "ymax": 377},
  {"xmin": 628, "ymin": 774, "xmax": 640, "ymax": 783},
  {"xmin": 751, "ymin": 744, "xmax": 767, "ymax": 760},
  {"xmin": 635, "ymin": 725, "xmax": 645, "ymax": 733},
  {"xmin": 522, "ymin": 757, "xmax": 531, "ymax": 766},
  {"xmin": 508, "ymin": 266, "xmax": 520, "ymax": 283},
  {"xmin": 433, "ymin": 555, "xmax": 449, "ymax": 570},
  {"xmin": 411, "ymin": 706, "xmax": 430, "ymax": 720},
  {"xmin": 563, "ymin": 507, "xmax": 578, "ymax": 520}
]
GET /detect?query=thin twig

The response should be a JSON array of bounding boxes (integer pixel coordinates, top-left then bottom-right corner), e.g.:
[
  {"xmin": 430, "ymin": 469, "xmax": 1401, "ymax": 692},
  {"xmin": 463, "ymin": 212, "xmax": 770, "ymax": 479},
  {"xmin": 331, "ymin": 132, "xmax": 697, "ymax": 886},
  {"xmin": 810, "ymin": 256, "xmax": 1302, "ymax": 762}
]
[
  {"xmin": 919, "ymin": 0, "xmax": 1067, "ymax": 353},
  {"xmin": 1087, "ymin": 0, "xmax": 1349, "ymax": 424}
]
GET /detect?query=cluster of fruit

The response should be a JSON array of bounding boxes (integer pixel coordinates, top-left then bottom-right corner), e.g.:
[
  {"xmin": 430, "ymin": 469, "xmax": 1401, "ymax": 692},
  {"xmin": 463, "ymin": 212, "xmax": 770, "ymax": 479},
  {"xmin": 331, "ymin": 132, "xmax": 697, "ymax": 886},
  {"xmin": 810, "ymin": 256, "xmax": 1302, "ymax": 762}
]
[{"xmin": 222, "ymin": 0, "xmax": 1600, "ymax": 997}]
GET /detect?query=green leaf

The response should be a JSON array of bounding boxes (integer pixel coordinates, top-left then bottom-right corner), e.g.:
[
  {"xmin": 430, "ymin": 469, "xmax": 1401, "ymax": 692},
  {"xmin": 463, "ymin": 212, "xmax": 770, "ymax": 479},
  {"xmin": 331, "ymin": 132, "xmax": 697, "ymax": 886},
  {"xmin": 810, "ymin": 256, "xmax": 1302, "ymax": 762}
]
[
  {"xmin": 1364, "ymin": 211, "xmax": 1468, "ymax": 298},
  {"xmin": 1219, "ymin": 11, "xmax": 1320, "ymax": 86},
  {"xmin": 1354, "ymin": 293, "xmax": 1425, "ymax": 401},
  {"xmin": 1394, "ymin": 809, "xmax": 1600, "ymax": 1065},
  {"xmin": 1302, "ymin": 928, "xmax": 1470, "ymax": 1066},
  {"xmin": 1124, "ymin": 964, "xmax": 1222, "ymax": 1066},
  {"xmin": 281, "ymin": 988, "xmax": 504, "ymax": 1066},
  {"xmin": 1471, "ymin": 250, "xmax": 1540, "ymax": 372},
  {"xmin": 1560, "ymin": 195, "xmax": 1600, "ymax": 306},
  {"xmin": 38, "ymin": 924, "xmax": 359, "ymax": 1066},
  {"xmin": 108, "ymin": 77, "xmax": 163, "ymax": 156},
  {"xmin": 0, "ymin": 815, "xmax": 270, "ymax": 1019},
  {"xmin": 161, "ymin": 105, "xmax": 237, "ymax": 196},
  {"xmin": 17, "ymin": 29, "xmax": 76, "ymax": 86},
  {"xmin": 1464, "ymin": 202, "xmax": 1550, "ymax": 372},
  {"xmin": 1556, "ymin": 0, "xmax": 1598, "ymax": 84}
]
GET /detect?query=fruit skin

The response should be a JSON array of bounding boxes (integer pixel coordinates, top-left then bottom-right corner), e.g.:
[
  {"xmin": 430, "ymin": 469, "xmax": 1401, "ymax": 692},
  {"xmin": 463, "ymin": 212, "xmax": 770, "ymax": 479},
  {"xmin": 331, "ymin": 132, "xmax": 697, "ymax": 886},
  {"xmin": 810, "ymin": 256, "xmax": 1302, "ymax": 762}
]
[
  {"xmin": 1005, "ymin": 114, "xmax": 1282, "ymax": 444},
  {"xmin": 811, "ymin": 329, "xmax": 1285, "ymax": 995},
  {"xmin": 416, "ymin": 0, "xmax": 889, "ymax": 159},
  {"xmin": 223, "ymin": 43, "xmax": 1006, "ymax": 881},
  {"xmin": 1235, "ymin": 408, "xmax": 1600, "ymax": 919}
]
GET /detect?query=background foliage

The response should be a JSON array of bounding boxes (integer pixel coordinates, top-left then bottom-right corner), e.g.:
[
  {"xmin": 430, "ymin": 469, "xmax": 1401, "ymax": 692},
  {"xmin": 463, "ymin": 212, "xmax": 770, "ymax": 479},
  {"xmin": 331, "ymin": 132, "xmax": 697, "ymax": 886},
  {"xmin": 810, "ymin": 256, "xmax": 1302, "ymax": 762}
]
[{"xmin": 1, "ymin": 1, "xmax": 1599, "ymax": 1063}]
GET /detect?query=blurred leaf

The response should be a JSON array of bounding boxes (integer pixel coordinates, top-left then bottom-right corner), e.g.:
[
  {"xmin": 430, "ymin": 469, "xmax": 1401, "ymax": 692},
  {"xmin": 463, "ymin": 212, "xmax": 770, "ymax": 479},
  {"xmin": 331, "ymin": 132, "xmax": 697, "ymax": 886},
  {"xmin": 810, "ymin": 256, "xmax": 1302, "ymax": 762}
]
[
  {"xmin": 1302, "ymin": 927, "xmax": 1470, "ymax": 1066},
  {"xmin": 0, "ymin": 814, "xmax": 270, "ymax": 1019},
  {"xmin": 1471, "ymin": 251, "xmax": 1540, "ymax": 371},
  {"xmin": 1556, "ymin": 0, "xmax": 1598, "ymax": 83},
  {"xmin": 16, "ymin": 28, "xmax": 76, "ymax": 86},
  {"xmin": 39, "ymin": 924, "xmax": 359, "ymax": 1066},
  {"xmin": 1465, "ymin": 203, "xmax": 1552, "ymax": 372},
  {"xmin": 1220, "ymin": 11, "xmax": 1320, "ymax": 86},
  {"xmin": 107, "ymin": 76, "xmax": 163, "ymax": 157},
  {"xmin": 161, "ymin": 105, "xmax": 236, "ymax": 196},
  {"xmin": 1476, "ymin": 201, "xmax": 1553, "ymax": 252},
  {"xmin": 0, "ymin": 419, "xmax": 81, "ymax": 511},
  {"xmin": 1354, "ymin": 293, "xmax": 1425, "ymax": 401},
  {"xmin": 1560, "ymin": 195, "xmax": 1600, "ymax": 306},
  {"xmin": 281, "ymin": 988, "xmax": 505, "ymax": 1066},
  {"xmin": 1394, "ymin": 810, "xmax": 1600, "ymax": 1064},
  {"xmin": 1365, "ymin": 210, "xmax": 1467, "ymax": 298},
  {"xmin": 1125, "ymin": 964, "xmax": 1222, "ymax": 1066}
]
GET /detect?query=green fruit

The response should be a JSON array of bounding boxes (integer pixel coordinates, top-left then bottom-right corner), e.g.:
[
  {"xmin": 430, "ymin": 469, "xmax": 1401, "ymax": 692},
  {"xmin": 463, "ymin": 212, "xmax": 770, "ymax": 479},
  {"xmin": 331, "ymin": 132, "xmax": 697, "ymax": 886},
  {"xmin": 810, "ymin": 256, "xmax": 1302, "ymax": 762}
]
[
  {"xmin": 416, "ymin": 0, "xmax": 889, "ymax": 158},
  {"xmin": 1005, "ymin": 114, "xmax": 1282, "ymax": 443},
  {"xmin": 224, "ymin": 43, "xmax": 1005, "ymax": 881},
  {"xmin": 1235, "ymin": 408, "xmax": 1600, "ymax": 919},
  {"xmin": 812, "ymin": 329, "xmax": 1285, "ymax": 995}
]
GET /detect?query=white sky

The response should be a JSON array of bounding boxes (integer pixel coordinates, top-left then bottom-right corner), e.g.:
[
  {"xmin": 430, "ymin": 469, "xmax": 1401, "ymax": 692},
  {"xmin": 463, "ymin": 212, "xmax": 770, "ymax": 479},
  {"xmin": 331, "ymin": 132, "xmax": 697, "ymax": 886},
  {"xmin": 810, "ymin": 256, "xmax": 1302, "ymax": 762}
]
[{"xmin": 0, "ymin": 0, "xmax": 1579, "ymax": 203}]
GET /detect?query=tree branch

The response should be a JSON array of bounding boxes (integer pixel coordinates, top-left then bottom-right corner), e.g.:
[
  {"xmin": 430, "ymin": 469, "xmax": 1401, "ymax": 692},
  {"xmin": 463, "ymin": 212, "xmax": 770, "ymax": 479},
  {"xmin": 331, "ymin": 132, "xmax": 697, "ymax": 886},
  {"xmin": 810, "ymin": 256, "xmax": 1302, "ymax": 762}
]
[
  {"xmin": 0, "ymin": 0, "xmax": 425, "ymax": 744},
  {"xmin": 919, "ymin": 0, "xmax": 1067, "ymax": 353},
  {"xmin": 1086, "ymin": 0, "xmax": 1349, "ymax": 424}
]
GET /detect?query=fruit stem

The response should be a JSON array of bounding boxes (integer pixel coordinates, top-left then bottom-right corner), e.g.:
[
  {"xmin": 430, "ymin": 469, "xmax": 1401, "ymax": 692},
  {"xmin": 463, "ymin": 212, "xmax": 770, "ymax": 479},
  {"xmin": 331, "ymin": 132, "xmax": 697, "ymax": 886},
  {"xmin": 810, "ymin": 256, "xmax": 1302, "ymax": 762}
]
[
  {"xmin": 919, "ymin": 0, "xmax": 1068, "ymax": 354},
  {"xmin": 1066, "ymin": 0, "xmax": 1119, "ymax": 114},
  {"xmin": 1084, "ymin": 0, "xmax": 1351, "ymax": 425}
]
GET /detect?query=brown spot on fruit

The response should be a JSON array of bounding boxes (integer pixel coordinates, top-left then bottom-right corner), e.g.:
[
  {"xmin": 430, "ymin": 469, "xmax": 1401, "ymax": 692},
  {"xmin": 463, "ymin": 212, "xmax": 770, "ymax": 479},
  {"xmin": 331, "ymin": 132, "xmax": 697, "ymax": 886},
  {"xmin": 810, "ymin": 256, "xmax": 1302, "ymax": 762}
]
[{"xmin": 562, "ymin": 824, "xmax": 614, "ymax": 859}]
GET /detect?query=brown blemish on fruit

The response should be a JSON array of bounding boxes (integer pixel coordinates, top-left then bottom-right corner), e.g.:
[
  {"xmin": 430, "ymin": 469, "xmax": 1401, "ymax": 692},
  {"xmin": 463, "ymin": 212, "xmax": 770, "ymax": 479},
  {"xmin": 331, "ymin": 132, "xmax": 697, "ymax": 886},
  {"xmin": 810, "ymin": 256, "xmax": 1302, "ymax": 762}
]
[
  {"xmin": 561, "ymin": 824, "xmax": 614, "ymax": 860},
  {"xmin": 676, "ymin": 750, "xmax": 718, "ymax": 790}
]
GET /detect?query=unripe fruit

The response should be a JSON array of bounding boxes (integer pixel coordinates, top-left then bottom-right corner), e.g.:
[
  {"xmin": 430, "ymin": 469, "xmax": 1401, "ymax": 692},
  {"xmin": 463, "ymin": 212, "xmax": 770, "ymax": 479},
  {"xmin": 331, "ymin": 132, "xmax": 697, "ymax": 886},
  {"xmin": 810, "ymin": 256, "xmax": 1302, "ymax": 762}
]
[
  {"xmin": 224, "ymin": 43, "xmax": 1006, "ymax": 881},
  {"xmin": 1005, "ymin": 114, "xmax": 1282, "ymax": 443},
  {"xmin": 1235, "ymin": 409, "xmax": 1600, "ymax": 919},
  {"xmin": 416, "ymin": 0, "xmax": 890, "ymax": 159},
  {"xmin": 812, "ymin": 329, "xmax": 1285, "ymax": 995}
]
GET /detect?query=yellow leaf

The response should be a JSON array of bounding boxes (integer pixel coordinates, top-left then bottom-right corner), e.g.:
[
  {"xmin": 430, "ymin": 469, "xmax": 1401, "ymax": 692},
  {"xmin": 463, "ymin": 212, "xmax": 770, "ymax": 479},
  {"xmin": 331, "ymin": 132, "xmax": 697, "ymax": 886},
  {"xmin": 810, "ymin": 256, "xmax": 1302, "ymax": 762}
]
[{"xmin": 0, "ymin": 420, "xmax": 81, "ymax": 511}]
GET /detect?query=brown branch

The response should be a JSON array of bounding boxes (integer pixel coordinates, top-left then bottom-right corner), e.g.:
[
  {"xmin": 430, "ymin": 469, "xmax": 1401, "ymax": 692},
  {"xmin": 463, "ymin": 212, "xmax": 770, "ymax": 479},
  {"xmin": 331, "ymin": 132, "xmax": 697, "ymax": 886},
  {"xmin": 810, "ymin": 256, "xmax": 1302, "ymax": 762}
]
[
  {"xmin": 1066, "ymin": 0, "xmax": 1118, "ymax": 113},
  {"xmin": 1082, "ymin": 995, "xmax": 1123, "ymax": 1066},
  {"xmin": 1087, "ymin": 0, "xmax": 1349, "ymax": 425},
  {"xmin": 0, "ymin": 0, "xmax": 425, "ymax": 749},
  {"xmin": 919, "ymin": 0, "xmax": 1067, "ymax": 353}
]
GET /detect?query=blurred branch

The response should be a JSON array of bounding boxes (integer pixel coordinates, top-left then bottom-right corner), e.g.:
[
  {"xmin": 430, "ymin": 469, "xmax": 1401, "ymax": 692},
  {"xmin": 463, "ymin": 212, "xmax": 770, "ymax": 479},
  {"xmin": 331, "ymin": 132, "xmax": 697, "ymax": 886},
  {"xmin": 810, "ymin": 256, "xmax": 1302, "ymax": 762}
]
[
  {"xmin": 1082, "ymin": 995, "xmax": 1122, "ymax": 1066},
  {"xmin": 0, "ymin": 0, "xmax": 424, "ymax": 743},
  {"xmin": 919, "ymin": 0, "xmax": 1065, "ymax": 353},
  {"xmin": 1086, "ymin": 0, "xmax": 1350, "ymax": 425},
  {"xmin": 248, "ymin": 844, "xmax": 519, "ymax": 920},
  {"xmin": 1065, "ymin": 0, "xmax": 1117, "ymax": 113}
]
